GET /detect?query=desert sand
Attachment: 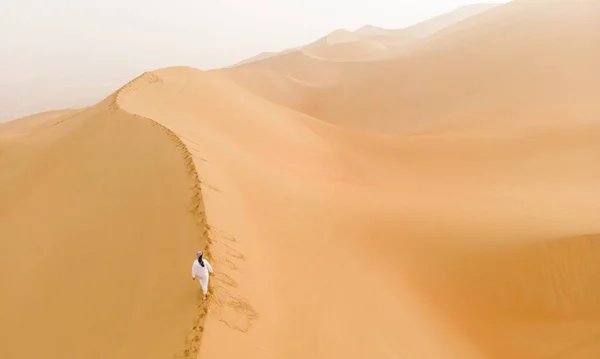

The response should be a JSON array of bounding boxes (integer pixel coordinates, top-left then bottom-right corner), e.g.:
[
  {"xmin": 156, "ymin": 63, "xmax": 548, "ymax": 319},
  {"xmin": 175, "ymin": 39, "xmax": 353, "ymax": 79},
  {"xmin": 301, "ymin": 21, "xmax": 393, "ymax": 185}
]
[{"xmin": 2, "ymin": 1, "xmax": 600, "ymax": 359}]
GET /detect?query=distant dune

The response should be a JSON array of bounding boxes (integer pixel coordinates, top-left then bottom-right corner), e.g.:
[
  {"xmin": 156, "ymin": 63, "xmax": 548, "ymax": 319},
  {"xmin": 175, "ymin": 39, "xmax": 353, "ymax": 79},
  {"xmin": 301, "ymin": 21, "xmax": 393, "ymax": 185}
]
[
  {"xmin": 223, "ymin": 2, "xmax": 501, "ymax": 114},
  {"xmin": 300, "ymin": 40, "xmax": 391, "ymax": 61},
  {"xmin": 219, "ymin": 49, "xmax": 346, "ymax": 115},
  {"xmin": 235, "ymin": 3, "xmax": 499, "ymax": 67},
  {"xmin": 403, "ymin": 3, "xmax": 499, "ymax": 38},
  {"xmin": 229, "ymin": 29, "xmax": 363, "ymax": 67},
  {"xmin": 3, "ymin": 1, "xmax": 600, "ymax": 359},
  {"xmin": 355, "ymin": 3, "xmax": 500, "ymax": 39},
  {"xmin": 232, "ymin": 51, "xmax": 283, "ymax": 66},
  {"xmin": 314, "ymin": 0, "xmax": 600, "ymax": 134}
]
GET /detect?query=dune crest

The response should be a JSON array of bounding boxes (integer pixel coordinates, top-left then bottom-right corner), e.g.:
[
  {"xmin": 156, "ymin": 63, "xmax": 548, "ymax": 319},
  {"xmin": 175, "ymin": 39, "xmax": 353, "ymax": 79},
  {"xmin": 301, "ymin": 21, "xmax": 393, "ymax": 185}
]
[
  {"xmin": 116, "ymin": 60, "xmax": 600, "ymax": 358},
  {"xmin": 114, "ymin": 66, "xmax": 485, "ymax": 359},
  {"xmin": 0, "ymin": 79, "xmax": 209, "ymax": 359}
]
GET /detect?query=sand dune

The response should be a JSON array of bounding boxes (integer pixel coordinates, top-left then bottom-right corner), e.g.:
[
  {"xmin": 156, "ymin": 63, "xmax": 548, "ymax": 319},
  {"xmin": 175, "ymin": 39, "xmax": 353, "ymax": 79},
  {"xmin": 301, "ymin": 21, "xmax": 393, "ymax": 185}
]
[
  {"xmin": 316, "ymin": 29, "xmax": 362, "ymax": 45},
  {"xmin": 314, "ymin": 0, "xmax": 600, "ymax": 134},
  {"xmin": 114, "ymin": 66, "xmax": 484, "ymax": 359},
  {"xmin": 3, "ymin": 1, "xmax": 600, "ymax": 359},
  {"xmin": 234, "ymin": 3, "xmax": 498, "ymax": 68},
  {"xmin": 353, "ymin": 3, "xmax": 499, "ymax": 47},
  {"xmin": 393, "ymin": 3, "xmax": 500, "ymax": 39},
  {"xmin": 221, "ymin": 50, "xmax": 348, "ymax": 114},
  {"xmin": 230, "ymin": 29, "xmax": 397, "ymax": 68},
  {"xmin": 102, "ymin": 64, "xmax": 600, "ymax": 358},
  {"xmin": 0, "ymin": 90, "xmax": 207, "ymax": 359},
  {"xmin": 224, "ymin": 3, "xmax": 502, "ymax": 116},
  {"xmin": 0, "ymin": 109, "xmax": 81, "ymax": 141},
  {"xmin": 214, "ymin": 66, "xmax": 332, "ymax": 115},
  {"xmin": 232, "ymin": 51, "xmax": 282, "ymax": 66},
  {"xmin": 229, "ymin": 29, "xmax": 363, "ymax": 67},
  {"xmin": 220, "ymin": 39, "xmax": 392, "ymax": 113}
]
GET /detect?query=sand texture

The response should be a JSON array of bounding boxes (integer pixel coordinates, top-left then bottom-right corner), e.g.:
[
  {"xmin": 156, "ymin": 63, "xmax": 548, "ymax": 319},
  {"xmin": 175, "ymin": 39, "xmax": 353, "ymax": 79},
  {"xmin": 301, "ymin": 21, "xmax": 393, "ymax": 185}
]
[
  {"xmin": 0, "ymin": 89, "xmax": 209, "ymax": 359},
  {"xmin": 2, "ymin": 1, "xmax": 600, "ymax": 359}
]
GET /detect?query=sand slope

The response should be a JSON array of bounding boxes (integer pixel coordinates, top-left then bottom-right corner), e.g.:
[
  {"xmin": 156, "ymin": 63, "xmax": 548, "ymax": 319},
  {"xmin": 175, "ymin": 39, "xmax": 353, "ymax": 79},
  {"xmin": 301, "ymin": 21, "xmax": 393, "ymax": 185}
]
[
  {"xmin": 0, "ymin": 91, "xmax": 206, "ymax": 359},
  {"xmin": 114, "ymin": 66, "xmax": 482, "ymax": 359},
  {"xmin": 0, "ymin": 109, "xmax": 81, "ymax": 141},
  {"xmin": 232, "ymin": 51, "xmax": 283, "ymax": 66},
  {"xmin": 214, "ymin": 66, "xmax": 330, "ymax": 115},
  {"xmin": 219, "ymin": 50, "xmax": 349, "ymax": 116},
  {"xmin": 117, "ymin": 61, "xmax": 600, "ymax": 359}
]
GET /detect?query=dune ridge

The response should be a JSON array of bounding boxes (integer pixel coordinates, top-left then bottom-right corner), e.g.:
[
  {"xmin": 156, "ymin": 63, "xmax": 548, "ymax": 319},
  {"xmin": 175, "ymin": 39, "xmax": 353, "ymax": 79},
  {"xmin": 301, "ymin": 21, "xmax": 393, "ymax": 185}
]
[
  {"xmin": 112, "ymin": 73, "xmax": 213, "ymax": 358},
  {"xmin": 114, "ymin": 67, "xmax": 275, "ymax": 358},
  {"xmin": 108, "ymin": 4, "xmax": 600, "ymax": 356},
  {"xmin": 0, "ymin": 75, "xmax": 211, "ymax": 359}
]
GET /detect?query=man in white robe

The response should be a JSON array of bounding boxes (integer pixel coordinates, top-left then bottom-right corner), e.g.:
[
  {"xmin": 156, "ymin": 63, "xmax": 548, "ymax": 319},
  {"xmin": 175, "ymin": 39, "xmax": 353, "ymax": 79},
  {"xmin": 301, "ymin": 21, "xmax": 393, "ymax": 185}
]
[{"xmin": 191, "ymin": 251, "xmax": 214, "ymax": 300}]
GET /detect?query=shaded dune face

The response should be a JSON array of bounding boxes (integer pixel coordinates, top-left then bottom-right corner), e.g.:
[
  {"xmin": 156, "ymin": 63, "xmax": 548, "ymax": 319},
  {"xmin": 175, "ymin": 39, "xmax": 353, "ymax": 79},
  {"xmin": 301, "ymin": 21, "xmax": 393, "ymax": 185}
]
[{"xmin": 0, "ymin": 96, "xmax": 203, "ymax": 359}]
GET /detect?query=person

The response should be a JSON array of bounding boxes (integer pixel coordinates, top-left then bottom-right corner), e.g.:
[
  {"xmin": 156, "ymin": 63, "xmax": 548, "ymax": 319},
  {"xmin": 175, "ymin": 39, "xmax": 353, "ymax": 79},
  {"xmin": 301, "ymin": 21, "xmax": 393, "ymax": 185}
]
[{"xmin": 191, "ymin": 251, "xmax": 213, "ymax": 300}]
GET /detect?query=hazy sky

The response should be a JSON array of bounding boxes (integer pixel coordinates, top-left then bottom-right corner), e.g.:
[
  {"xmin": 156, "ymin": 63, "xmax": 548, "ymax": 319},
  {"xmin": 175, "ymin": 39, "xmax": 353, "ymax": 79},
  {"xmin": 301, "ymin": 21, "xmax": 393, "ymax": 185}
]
[
  {"xmin": 1, "ymin": 0, "xmax": 508, "ymax": 72},
  {"xmin": 0, "ymin": 0, "xmax": 507, "ymax": 121}
]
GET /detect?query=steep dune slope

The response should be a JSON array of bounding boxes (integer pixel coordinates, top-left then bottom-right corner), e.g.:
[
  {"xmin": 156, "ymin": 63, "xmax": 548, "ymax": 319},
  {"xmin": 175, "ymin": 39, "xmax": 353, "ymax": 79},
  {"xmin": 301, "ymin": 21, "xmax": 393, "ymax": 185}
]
[
  {"xmin": 316, "ymin": 0, "xmax": 600, "ymax": 134},
  {"xmin": 0, "ymin": 93, "xmax": 206, "ymax": 359},
  {"xmin": 117, "ymin": 65, "xmax": 600, "ymax": 359}
]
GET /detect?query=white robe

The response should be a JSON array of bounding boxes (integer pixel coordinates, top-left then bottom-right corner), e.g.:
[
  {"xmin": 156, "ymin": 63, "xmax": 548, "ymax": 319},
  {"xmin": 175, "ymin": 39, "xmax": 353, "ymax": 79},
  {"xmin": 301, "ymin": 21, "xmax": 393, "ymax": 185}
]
[{"xmin": 191, "ymin": 259, "xmax": 213, "ymax": 294}]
